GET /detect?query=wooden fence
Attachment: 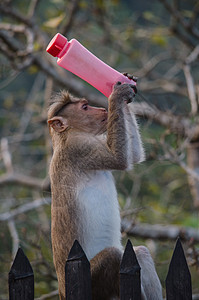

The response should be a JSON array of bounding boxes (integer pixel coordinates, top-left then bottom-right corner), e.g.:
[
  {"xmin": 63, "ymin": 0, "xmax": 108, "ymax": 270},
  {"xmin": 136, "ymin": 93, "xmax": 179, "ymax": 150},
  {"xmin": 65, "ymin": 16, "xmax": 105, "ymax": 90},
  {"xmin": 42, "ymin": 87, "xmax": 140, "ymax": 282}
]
[{"xmin": 8, "ymin": 238, "xmax": 192, "ymax": 300}]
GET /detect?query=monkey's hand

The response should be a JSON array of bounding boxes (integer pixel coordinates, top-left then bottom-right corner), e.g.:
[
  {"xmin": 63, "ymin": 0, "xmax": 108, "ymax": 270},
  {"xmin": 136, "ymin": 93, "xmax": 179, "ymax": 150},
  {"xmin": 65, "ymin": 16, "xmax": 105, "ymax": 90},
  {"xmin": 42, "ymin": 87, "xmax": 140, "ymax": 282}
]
[
  {"xmin": 123, "ymin": 72, "xmax": 137, "ymax": 95},
  {"xmin": 112, "ymin": 82, "xmax": 136, "ymax": 104}
]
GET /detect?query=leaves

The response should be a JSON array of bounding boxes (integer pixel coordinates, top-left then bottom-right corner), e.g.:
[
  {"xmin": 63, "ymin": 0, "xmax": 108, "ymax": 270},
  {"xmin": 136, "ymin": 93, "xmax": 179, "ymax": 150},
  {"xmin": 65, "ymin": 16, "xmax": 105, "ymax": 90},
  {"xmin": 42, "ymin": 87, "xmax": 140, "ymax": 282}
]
[
  {"xmin": 43, "ymin": 13, "xmax": 65, "ymax": 28},
  {"xmin": 151, "ymin": 32, "xmax": 168, "ymax": 47},
  {"xmin": 143, "ymin": 11, "xmax": 160, "ymax": 24}
]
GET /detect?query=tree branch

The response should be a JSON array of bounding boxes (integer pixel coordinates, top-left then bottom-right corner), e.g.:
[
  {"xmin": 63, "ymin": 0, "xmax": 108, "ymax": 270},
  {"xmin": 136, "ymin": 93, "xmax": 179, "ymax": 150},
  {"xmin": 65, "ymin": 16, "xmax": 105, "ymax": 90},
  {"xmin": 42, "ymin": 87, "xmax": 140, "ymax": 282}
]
[
  {"xmin": 2, "ymin": 198, "xmax": 198, "ymax": 244},
  {"xmin": 60, "ymin": 0, "xmax": 80, "ymax": 35},
  {"xmin": 0, "ymin": 4, "xmax": 33, "ymax": 27},
  {"xmin": 1, "ymin": 138, "xmax": 13, "ymax": 173},
  {"xmin": 35, "ymin": 290, "xmax": 59, "ymax": 300},
  {"xmin": 159, "ymin": 0, "xmax": 199, "ymax": 40},
  {"xmin": 0, "ymin": 197, "xmax": 51, "ymax": 222},
  {"xmin": 122, "ymin": 219, "xmax": 199, "ymax": 243},
  {"xmin": 136, "ymin": 52, "xmax": 170, "ymax": 78},
  {"xmin": 186, "ymin": 44, "xmax": 199, "ymax": 64},
  {"xmin": 28, "ymin": 0, "xmax": 41, "ymax": 19},
  {"xmin": 0, "ymin": 172, "xmax": 50, "ymax": 191},
  {"xmin": 8, "ymin": 219, "xmax": 19, "ymax": 259},
  {"xmin": 183, "ymin": 64, "xmax": 198, "ymax": 115},
  {"xmin": 133, "ymin": 102, "xmax": 199, "ymax": 142}
]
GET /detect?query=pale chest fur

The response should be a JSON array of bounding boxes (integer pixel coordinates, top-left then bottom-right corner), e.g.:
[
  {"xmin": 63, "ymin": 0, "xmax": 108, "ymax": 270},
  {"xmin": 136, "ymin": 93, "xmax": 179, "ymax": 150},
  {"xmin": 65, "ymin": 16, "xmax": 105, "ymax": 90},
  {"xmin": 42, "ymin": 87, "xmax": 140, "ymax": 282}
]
[{"xmin": 78, "ymin": 170, "xmax": 122, "ymax": 260}]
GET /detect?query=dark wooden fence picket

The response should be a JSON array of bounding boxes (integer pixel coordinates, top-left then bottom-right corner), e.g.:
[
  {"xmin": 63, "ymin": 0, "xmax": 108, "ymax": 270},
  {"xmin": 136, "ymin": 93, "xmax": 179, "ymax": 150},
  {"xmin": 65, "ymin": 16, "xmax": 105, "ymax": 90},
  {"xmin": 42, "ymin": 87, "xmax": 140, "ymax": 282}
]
[
  {"xmin": 8, "ymin": 248, "xmax": 34, "ymax": 300},
  {"xmin": 8, "ymin": 238, "xmax": 193, "ymax": 300},
  {"xmin": 65, "ymin": 240, "xmax": 92, "ymax": 300},
  {"xmin": 120, "ymin": 239, "xmax": 141, "ymax": 300},
  {"xmin": 166, "ymin": 238, "xmax": 192, "ymax": 300}
]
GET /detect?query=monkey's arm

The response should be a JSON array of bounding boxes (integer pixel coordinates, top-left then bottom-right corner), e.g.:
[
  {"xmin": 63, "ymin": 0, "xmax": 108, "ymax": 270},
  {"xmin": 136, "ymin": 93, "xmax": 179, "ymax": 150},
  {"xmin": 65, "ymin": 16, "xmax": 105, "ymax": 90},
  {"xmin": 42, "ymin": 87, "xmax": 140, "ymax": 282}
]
[
  {"xmin": 124, "ymin": 103, "xmax": 145, "ymax": 169},
  {"xmin": 121, "ymin": 72, "xmax": 145, "ymax": 166},
  {"xmin": 67, "ymin": 130, "xmax": 128, "ymax": 171},
  {"xmin": 67, "ymin": 83, "xmax": 138, "ymax": 171}
]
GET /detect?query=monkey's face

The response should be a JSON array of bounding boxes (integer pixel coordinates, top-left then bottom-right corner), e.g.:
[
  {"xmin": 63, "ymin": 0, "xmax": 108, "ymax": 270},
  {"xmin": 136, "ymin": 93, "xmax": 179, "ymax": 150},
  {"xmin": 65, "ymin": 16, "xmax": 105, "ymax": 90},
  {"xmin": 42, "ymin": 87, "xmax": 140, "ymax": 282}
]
[
  {"xmin": 67, "ymin": 99, "xmax": 108, "ymax": 135},
  {"xmin": 48, "ymin": 99, "xmax": 108, "ymax": 135}
]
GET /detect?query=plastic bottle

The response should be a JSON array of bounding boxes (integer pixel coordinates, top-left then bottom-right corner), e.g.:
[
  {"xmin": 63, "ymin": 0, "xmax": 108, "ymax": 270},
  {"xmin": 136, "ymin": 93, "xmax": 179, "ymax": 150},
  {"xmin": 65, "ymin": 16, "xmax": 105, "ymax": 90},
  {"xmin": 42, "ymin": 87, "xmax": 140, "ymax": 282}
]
[{"xmin": 46, "ymin": 33, "xmax": 136, "ymax": 98}]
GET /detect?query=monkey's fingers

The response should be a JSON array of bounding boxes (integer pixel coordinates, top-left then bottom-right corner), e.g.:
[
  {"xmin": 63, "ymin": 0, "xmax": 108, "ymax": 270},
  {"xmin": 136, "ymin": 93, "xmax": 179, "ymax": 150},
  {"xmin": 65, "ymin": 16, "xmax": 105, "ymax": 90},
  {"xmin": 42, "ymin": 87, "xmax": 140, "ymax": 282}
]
[
  {"xmin": 122, "ymin": 73, "xmax": 138, "ymax": 94},
  {"xmin": 122, "ymin": 72, "xmax": 138, "ymax": 83},
  {"xmin": 115, "ymin": 81, "xmax": 137, "ymax": 94},
  {"xmin": 130, "ymin": 84, "xmax": 137, "ymax": 94}
]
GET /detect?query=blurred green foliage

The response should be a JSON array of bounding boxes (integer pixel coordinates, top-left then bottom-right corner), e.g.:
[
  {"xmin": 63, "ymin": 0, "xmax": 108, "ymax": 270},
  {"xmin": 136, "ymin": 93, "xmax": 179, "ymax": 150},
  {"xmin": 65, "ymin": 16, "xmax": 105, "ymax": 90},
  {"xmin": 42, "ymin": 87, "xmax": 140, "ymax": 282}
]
[{"xmin": 0, "ymin": 0, "xmax": 199, "ymax": 298}]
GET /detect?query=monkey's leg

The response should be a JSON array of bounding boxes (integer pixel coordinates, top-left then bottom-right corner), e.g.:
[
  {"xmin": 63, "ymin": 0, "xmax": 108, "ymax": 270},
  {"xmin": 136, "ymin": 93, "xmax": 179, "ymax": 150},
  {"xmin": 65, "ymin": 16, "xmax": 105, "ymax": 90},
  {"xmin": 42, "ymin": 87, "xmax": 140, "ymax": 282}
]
[
  {"xmin": 134, "ymin": 246, "xmax": 163, "ymax": 300},
  {"xmin": 58, "ymin": 291, "xmax": 65, "ymax": 300},
  {"xmin": 90, "ymin": 247, "xmax": 122, "ymax": 300}
]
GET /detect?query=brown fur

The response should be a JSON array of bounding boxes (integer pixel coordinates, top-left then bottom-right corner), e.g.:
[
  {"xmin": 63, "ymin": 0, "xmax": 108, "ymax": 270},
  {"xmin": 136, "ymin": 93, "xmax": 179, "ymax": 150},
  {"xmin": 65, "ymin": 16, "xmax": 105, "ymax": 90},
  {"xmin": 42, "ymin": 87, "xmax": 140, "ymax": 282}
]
[
  {"xmin": 48, "ymin": 91, "xmax": 79, "ymax": 119},
  {"xmin": 47, "ymin": 84, "xmax": 161, "ymax": 300},
  {"xmin": 48, "ymin": 85, "xmax": 133, "ymax": 299},
  {"xmin": 90, "ymin": 248, "xmax": 122, "ymax": 300}
]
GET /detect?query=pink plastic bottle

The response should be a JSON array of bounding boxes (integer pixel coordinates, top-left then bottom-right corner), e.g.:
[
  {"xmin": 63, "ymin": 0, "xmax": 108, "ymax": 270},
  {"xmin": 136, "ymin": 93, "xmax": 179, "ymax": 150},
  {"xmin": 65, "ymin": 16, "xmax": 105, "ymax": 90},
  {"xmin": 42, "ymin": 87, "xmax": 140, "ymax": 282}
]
[{"xmin": 46, "ymin": 33, "xmax": 136, "ymax": 98}]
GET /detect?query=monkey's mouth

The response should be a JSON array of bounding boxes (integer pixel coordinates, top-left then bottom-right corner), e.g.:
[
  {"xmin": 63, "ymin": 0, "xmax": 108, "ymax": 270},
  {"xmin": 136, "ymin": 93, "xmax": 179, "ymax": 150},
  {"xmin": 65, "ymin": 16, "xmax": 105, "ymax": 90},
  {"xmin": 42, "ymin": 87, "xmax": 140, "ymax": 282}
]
[
  {"xmin": 101, "ymin": 117, "xmax": 107, "ymax": 123},
  {"xmin": 101, "ymin": 113, "xmax": 108, "ymax": 123}
]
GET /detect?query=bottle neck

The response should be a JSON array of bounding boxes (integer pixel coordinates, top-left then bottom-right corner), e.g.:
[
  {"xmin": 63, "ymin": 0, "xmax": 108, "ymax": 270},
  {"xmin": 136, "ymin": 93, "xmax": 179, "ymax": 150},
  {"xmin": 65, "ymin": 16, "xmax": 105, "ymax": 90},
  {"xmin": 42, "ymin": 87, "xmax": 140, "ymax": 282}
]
[{"xmin": 57, "ymin": 41, "xmax": 70, "ymax": 58}]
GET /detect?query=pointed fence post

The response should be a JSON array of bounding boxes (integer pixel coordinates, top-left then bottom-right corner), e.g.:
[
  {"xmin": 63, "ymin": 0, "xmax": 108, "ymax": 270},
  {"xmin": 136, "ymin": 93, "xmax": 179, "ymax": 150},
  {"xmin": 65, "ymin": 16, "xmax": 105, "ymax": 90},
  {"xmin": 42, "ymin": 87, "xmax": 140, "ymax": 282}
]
[
  {"xmin": 9, "ymin": 248, "xmax": 34, "ymax": 300},
  {"xmin": 166, "ymin": 238, "xmax": 192, "ymax": 300},
  {"xmin": 120, "ymin": 239, "xmax": 141, "ymax": 300},
  {"xmin": 65, "ymin": 240, "xmax": 92, "ymax": 300}
]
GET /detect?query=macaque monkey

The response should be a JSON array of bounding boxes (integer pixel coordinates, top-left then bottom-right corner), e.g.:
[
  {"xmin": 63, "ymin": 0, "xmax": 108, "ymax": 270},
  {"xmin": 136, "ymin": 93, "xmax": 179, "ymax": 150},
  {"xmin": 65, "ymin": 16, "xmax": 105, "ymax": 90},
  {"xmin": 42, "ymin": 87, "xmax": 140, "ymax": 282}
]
[{"xmin": 48, "ymin": 82, "xmax": 163, "ymax": 300}]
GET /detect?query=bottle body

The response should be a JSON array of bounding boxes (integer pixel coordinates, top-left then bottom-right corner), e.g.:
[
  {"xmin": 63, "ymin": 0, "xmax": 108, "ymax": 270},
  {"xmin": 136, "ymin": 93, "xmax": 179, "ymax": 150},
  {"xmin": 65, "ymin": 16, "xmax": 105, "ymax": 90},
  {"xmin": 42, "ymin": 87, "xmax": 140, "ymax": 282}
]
[{"xmin": 46, "ymin": 34, "xmax": 135, "ymax": 98}]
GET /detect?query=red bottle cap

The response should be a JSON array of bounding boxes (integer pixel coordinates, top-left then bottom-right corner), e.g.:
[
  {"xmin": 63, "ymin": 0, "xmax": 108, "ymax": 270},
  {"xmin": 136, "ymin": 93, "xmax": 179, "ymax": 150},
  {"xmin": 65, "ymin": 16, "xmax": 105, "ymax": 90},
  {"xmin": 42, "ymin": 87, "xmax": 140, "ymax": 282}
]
[{"xmin": 46, "ymin": 33, "xmax": 68, "ymax": 57}]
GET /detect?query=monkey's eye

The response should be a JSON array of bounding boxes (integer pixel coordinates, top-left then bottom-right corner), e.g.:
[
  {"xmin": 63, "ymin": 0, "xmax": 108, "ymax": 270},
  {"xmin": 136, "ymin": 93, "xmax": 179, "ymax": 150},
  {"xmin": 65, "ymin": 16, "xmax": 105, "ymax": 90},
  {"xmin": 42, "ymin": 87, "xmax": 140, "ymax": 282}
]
[{"xmin": 82, "ymin": 104, "xmax": 88, "ymax": 110}]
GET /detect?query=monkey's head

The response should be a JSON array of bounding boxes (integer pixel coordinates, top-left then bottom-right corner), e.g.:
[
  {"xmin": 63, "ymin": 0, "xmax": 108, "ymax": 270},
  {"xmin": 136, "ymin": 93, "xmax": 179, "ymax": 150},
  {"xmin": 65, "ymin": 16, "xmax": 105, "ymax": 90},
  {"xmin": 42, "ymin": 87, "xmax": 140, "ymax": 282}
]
[{"xmin": 48, "ymin": 91, "xmax": 108, "ymax": 135}]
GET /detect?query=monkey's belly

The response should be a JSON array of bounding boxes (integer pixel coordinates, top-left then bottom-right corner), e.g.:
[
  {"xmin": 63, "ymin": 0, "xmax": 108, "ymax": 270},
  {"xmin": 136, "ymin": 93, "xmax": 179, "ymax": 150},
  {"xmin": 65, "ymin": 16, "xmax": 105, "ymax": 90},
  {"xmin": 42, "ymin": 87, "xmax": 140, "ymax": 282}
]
[{"xmin": 78, "ymin": 170, "xmax": 122, "ymax": 260}]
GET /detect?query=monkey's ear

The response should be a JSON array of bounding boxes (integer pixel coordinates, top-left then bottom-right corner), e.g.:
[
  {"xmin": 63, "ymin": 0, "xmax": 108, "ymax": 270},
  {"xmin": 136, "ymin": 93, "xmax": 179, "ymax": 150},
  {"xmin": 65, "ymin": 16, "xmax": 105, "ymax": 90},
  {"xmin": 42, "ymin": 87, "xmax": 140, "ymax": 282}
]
[{"xmin": 48, "ymin": 116, "xmax": 69, "ymax": 133}]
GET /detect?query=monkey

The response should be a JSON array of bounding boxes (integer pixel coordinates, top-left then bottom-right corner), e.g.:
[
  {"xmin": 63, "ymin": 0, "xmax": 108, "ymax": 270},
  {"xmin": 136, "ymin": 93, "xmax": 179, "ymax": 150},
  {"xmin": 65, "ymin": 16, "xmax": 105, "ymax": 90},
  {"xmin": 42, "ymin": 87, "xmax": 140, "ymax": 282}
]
[{"xmin": 47, "ymin": 82, "xmax": 163, "ymax": 300}]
